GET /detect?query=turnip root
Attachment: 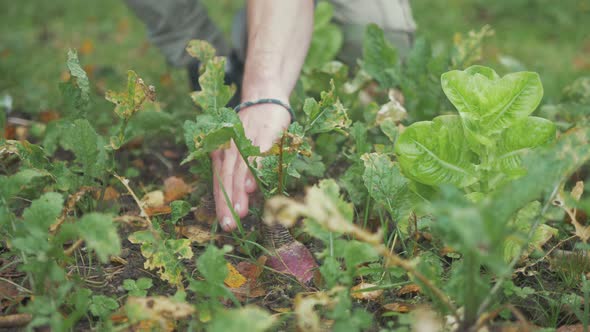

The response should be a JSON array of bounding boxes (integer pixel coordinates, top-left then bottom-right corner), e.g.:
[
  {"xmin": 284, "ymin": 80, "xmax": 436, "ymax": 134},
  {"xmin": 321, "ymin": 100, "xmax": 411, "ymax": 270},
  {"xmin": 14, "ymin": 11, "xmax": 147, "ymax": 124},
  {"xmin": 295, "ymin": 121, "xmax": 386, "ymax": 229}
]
[{"xmin": 263, "ymin": 224, "xmax": 317, "ymax": 283}]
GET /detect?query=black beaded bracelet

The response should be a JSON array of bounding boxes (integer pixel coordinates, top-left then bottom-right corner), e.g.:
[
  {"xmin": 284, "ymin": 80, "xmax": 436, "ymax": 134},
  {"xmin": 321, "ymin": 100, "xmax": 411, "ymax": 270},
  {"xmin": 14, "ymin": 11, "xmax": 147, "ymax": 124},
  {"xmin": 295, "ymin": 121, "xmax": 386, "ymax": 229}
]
[{"xmin": 233, "ymin": 98, "xmax": 295, "ymax": 123}]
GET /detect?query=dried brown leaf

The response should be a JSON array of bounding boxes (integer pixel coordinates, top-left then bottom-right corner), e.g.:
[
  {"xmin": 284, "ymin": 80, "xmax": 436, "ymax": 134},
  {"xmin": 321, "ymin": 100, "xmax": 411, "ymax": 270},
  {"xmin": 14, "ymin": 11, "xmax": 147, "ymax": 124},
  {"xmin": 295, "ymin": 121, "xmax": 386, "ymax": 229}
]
[
  {"xmin": 236, "ymin": 256, "xmax": 266, "ymax": 280},
  {"xmin": 572, "ymin": 181, "xmax": 584, "ymax": 201},
  {"xmin": 163, "ymin": 177, "xmax": 192, "ymax": 203},
  {"xmin": 144, "ymin": 205, "xmax": 172, "ymax": 216},
  {"xmin": 176, "ymin": 225, "xmax": 215, "ymax": 244},
  {"xmin": 397, "ymin": 284, "xmax": 421, "ymax": 296},
  {"xmin": 382, "ymin": 302, "xmax": 416, "ymax": 313}
]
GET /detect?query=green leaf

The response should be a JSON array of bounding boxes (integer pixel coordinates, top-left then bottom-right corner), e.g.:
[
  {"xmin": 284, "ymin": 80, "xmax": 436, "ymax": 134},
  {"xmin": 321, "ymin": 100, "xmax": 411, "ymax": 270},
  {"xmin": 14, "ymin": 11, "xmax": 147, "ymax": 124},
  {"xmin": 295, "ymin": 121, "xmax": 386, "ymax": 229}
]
[
  {"xmin": 441, "ymin": 66, "xmax": 543, "ymax": 146},
  {"xmin": 0, "ymin": 168, "xmax": 47, "ymax": 200},
  {"xmin": 60, "ymin": 119, "xmax": 107, "ymax": 181},
  {"xmin": 197, "ymin": 244, "xmax": 231, "ymax": 282},
  {"xmin": 170, "ymin": 200, "xmax": 191, "ymax": 224},
  {"xmin": 183, "ymin": 108, "xmax": 260, "ymax": 163},
  {"xmin": 89, "ymin": 295, "xmax": 119, "ymax": 318},
  {"xmin": 484, "ymin": 127, "xmax": 590, "ymax": 227},
  {"xmin": 186, "ymin": 40, "xmax": 216, "ymax": 67},
  {"xmin": 304, "ymin": 2, "xmax": 343, "ymax": 70},
  {"xmin": 123, "ymin": 278, "xmax": 153, "ymax": 297},
  {"xmin": 208, "ymin": 306, "xmax": 276, "ymax": 332},
  {"xmin": 495, "ymin": 116, "xmax": 556, "ymax": 178},
  {"xmin": 395, "ymin": 115, "xmax": 478, "ymax": 187},
  {"xmin": 66, "ymin": 49, "xmax": 90, "ymax": 109},
  {"xmin": 191, "ymin": 57, "xmax": 235, "ymax": 113},
  {"xmin": 11, "ymin": 192, "xmax": 64, "ymax": 255},
  {"xmin": 303, "ymin": 80, "xmax": 351, "ymax": 135},
  {"xmin": 105, "ymin": 70, "xmax": 155, "ymax": 119},
  {"xmin": 333, "ymin": 239, "xmax": 378, "ymax": 269},
  {"xmin": 503, "ymin": 201, "xmax": 557, "ymax": 262},
  {"xmin": 128, "ymin": 230, "xmax": 193, "ymax": 287},
  {"xmin": 362, "ymin": 24, "xmax": 398, "ymax": 88},
  {"xmin": 77, "ymin": 213, "xmax": 121, "ymax": 263},
  {"xmin": 361, "ymin": 153, "xmax": 419, "ymax": 222}
]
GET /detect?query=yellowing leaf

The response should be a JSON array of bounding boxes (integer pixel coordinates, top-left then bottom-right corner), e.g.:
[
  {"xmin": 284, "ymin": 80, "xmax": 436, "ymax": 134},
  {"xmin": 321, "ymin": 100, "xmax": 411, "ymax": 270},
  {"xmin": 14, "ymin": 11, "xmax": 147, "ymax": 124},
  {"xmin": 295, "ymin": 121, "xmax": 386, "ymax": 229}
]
[
  {"xmin": 224, "ymin": 263, "xmax": 247, "ymax": 288},
  {"xmin": 128, "ymin": 231, "xmax": 193, "ymax": 287},
  {"xmin": 294, "ymin": 289, "xmax": 338, "ymax": 332},
  {"xmin": 105, "ymin": 70, "xmax": 156, "ymax": 119},
  {"xmin": 125, "ymin": 296, "xmax": 194, "ymax": 330},
  {"xmin": 350, "ymin": 282, "xmax": 383, "ymax": 301}
]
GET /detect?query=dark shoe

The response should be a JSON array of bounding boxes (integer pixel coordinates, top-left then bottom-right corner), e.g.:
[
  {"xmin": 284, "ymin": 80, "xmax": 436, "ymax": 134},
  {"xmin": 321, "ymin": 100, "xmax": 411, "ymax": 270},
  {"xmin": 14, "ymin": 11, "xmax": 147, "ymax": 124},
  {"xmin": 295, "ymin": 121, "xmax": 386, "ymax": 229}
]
[{"xmin": 187, "ymin": 50, "xmax": 244, "ymax": 108}]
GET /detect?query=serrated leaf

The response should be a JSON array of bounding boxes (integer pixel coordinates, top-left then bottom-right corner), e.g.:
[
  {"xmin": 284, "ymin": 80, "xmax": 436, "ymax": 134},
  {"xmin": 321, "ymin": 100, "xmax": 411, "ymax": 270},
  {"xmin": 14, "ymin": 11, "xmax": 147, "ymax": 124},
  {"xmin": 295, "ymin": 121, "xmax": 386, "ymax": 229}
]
[
  {"xmin": 123, "ymin": 278, "xmax": 153, "ymax": 297},
  {"xmin": 495, "ymin": 116, "xmax": 556, "ymax": 177},
  {"xmin": 128, "ymin": 231, "xmax": 193, "ymax": 286},
  {"xmin": 170, "ymin": 200, "xmax": 191, "ymax": 224},
  {"xmin": 303, "ymin": 80, "xmax": 351, "ymax": 135},
  {"xmin": 361, "ymin": 153, "xmax": 419, "ymax": 222},
  {"xmin": 0, "ymin": 168, "xmax": 47, "ymax": 200},
  {"xmin": 89, "ymin": 295, "xmax": 119, "ymax": 317},
  {"xmin": 66, "ymin": 49, "xmax": 90, "ymax": 109},
  {"xmin": 11, "ymin": 192, "xmax": 64, "ymax": 255},
  {"xmin": 441, "ymin": 66, "xmax": 543, "ymax": 146},
  {"xmin": 395, "ymin": 115, "xmax": 478, "ymax": 187},
  {"xmin": 334, "ymin": 239, "xmax": 378, "ymax": 269},
  {"xmin": 77, "ymin": 213, "xmax": 121, "ymax": 263},
  {"xmin": 503, "ymin": 201, "xmax": 557, "ymax": 262},
  {"xmin": 191, "ymin": 57, "xmax": 235, "ymax": 113},
  {"xmin": 197, "ymin": 244, "xmax": 231, "ymax": 282},
  {"xmin": 105, "ymin": 70, "xmax": 156, "ymax": 119},
  {"xmin": 362, "ymin": 24, "xmax": 398, "ymax": 88},
  {"xmin": 60, "ymin": 119, "xmax": 107, "ymax": 181},
  {"xmin": 186, "ymin": 40, "xmax": 216, "ymax": 67},
  {"xmin": 183, "ymin": 108, "xmax": 260, "ymax": 163}
]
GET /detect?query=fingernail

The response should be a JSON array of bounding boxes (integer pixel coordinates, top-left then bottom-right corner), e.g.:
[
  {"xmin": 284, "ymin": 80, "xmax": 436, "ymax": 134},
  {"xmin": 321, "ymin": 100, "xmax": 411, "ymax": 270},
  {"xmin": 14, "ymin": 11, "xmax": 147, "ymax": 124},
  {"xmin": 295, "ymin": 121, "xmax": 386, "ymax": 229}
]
[
  {"xmin": 221, "ymin": 216, "xmax": 231, "ymax": 229},
  {"xmin": 234, "ymin": 203, "xmax": 241, "ymax": 213},
  {"xmin": 245, "ymin": 179, "xmax": 253, "ymax": 187}
]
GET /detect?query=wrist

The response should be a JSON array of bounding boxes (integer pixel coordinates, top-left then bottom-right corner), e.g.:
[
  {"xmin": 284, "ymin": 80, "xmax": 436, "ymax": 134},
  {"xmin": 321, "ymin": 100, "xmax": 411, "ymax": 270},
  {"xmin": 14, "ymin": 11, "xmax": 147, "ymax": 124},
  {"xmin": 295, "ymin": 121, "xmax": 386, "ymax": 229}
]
[{"xmin": 235, "ymin": 98, "xmax": 294, "ymax": 123}]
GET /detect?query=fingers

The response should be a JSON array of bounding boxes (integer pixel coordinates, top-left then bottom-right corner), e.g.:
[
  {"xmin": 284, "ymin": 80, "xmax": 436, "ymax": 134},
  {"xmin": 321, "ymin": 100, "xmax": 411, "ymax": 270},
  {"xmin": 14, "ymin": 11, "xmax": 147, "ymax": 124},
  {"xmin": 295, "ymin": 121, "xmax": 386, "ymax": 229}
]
[
  {"xmin": 232, "ymin": 153, "xmax": 250, "ymax": 219},
  {"xmin": 211, "ymin": 151, "xmax": 231, "ymax": 232},
  {"xmin": 245, "ymin": 172, "xmax": 257, "ymax": 194},
  {"xmin": 212, "ymin": 146, "xmax": 238, "ymax": 232}
]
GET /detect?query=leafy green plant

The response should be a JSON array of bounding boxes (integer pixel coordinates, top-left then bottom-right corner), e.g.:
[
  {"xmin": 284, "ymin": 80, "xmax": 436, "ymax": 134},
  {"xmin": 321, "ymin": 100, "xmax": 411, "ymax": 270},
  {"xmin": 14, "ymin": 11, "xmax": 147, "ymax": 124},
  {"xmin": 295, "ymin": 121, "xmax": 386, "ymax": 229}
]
[
  {"xmin": 123, "ymin": 278, "xmax": 153, "ymax": 297},
  {"xmin": 183, "ymin": 40, "xmax": 350, "ymax": 212},
  {"xmin": 396, "ymin": 65, "xmax": 555, "ymax": 195}
]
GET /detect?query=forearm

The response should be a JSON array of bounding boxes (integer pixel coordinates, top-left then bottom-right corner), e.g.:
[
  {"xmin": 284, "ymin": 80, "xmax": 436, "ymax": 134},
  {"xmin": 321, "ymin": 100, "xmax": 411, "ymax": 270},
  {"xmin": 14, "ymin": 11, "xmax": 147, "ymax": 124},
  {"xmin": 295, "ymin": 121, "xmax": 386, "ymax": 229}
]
[{"xmin": 242, "ymin": 0, "xmax": 314, "ymax": 102}]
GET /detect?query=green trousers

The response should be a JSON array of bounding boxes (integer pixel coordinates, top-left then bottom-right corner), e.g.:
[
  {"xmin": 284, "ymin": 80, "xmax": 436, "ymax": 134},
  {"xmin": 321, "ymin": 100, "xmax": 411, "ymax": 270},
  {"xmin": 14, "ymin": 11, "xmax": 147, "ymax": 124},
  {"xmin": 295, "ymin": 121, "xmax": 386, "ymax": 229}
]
[{"xmin": 125, "ymin": 0, "xmax": 416, "ymax": 67}]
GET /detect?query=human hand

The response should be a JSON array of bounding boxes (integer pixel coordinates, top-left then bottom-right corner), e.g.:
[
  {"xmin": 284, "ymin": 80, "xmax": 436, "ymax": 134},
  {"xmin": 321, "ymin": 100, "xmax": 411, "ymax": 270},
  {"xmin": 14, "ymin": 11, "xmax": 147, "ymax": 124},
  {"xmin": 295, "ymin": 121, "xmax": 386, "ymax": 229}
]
[{"xmin": 211, "ymin": 103, "xmax": 291, "ymax": 231}]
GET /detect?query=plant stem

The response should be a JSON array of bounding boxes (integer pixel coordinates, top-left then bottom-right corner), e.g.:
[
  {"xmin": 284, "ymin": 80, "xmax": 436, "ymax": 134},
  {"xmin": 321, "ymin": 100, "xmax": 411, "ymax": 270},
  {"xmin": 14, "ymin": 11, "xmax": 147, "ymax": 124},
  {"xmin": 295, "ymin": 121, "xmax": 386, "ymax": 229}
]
[
  {"xmin": 462, "ymin": 251, "xmax": 479, "ymax": 328},
  {"xmin": 277, "ymin": 133, "xmax": 286, "ymax": 195}
]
